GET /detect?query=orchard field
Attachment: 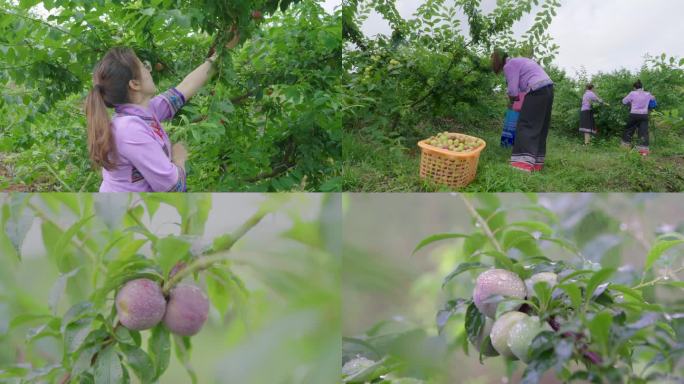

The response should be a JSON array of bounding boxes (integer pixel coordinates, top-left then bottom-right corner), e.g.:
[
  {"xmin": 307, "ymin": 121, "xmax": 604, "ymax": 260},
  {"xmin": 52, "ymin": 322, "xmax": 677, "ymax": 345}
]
[
  {"xmin": 0, "ymin": 0, "xmax": 342, "ymax": 192},
  {"xmin": 342, "ymin": 0, "xmax": 684, "ymax": 192}
]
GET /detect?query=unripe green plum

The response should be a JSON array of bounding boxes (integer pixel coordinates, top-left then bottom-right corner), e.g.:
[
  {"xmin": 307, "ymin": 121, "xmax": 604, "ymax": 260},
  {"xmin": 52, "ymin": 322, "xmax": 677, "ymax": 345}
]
[
  {"xmin": 507, "ymin": 316, "xmax": 550, "ymax": 362},
  {"xmin": 115, "ymin": 278, "xmax": 166, "ymax": 331},
  {"xmin": 163, "ymin": 284, "xmax": 210, "ymax": 336},
  {"xmin": 490, "ymin": 311, "xmax": 528, "ymax": 358},
  {"xmin": 473, "ymin": 269, "xmax": 527, "ymax": 318}
]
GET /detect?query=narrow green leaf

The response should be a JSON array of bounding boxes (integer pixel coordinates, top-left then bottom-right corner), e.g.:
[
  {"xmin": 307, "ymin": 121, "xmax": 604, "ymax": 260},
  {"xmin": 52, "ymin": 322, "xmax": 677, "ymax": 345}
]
[
  {"xmin": 149, "ymin": 325, "xmax": 170, "ymax": 380},
  {"xmin": 94, "ymin": 344, "xmax": 123, "ymax": 384},
  {"xmin": 585, "ymin": 268, "xmax": 615, "ymax": 308},
  {"xmin": 64, "ymin": 318, "xmax": 93, "ymax": 354},
  {"xmin": 94, "ymin": 194, "xmax": 130, "ymax": 230},
  {"xmin": 442, "ymin": 262, "xmax": 489, "ymax": 288},
  {"xmin": 412, "ymin": 233, "xmax": 468, "ymax": 255},
  {"xmin": 154, "ymin": 236, "xmax": 192, "ymax": 278},
  {"xmin": 48, "ymin": 268, "xmax": 80, "ymax": 315},
  {"xmin": 558, "ymin": 283, "xmax": 582, "ymax": 311},
  {"xmin": 120, "ymin": 344, "xmax": 154, "ymax": 383},
  {"xmin": 505, "ymin": 221, "xmax": 553, "ymax": 236},
  {"xmin": 587, "ymin": 311, "xmax": 612, "ymax": 355},
  {"xmin": 645, "ymin": 240, "xmax": 684, "ymax": 271}
]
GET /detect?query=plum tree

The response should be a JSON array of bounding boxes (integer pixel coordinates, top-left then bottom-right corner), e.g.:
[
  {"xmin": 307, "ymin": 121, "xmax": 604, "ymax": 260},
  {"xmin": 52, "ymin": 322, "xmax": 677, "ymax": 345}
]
[
  {"xmin": 473, "ymin": 269, "xmax": 527, "ymax": 318},
  {"xmin": 163, "ymin": 284, "xmax": 211, "ymax": 336},
  {"xmin": 115, "ymin": 278, "xmax": 166, "ymax": 331}
]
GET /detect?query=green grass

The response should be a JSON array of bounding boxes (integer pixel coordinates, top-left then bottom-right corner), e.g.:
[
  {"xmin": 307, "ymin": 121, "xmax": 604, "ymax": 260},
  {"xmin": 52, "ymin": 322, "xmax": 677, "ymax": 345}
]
[{"xmin": 343, "ymin": 120, "xmax": 684, "ymax": 192}]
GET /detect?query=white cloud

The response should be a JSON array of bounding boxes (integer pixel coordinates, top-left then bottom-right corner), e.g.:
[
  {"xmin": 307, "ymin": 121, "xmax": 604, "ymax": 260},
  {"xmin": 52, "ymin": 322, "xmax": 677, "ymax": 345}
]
[{"xmin": 357, "ymin": 0, "xmax": 684, "ymax": 77}]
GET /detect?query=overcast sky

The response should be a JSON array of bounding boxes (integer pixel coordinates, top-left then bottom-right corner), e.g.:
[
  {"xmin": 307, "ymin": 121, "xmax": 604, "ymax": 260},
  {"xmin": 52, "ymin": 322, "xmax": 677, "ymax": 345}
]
[{"xmin": 358, "ymin": 0, "xmax": 684, "ymax": 78}]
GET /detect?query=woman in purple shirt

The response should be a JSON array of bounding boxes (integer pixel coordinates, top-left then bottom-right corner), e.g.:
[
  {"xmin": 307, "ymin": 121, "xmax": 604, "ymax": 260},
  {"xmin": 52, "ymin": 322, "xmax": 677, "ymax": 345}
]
[
  {"xmin": 579, "ymin": 84, "xmax": 606, "ymax": 145},
  {"xmin": 491, "ymin": 51, "xmax": 554, "ymax": 172},
  {"xmin": 85, "ymin": 32, "xmax": 239, "ymax": 192},
  {"xmin": 621, "ymin": 80, "xmax": 656, "ymax": 156}
]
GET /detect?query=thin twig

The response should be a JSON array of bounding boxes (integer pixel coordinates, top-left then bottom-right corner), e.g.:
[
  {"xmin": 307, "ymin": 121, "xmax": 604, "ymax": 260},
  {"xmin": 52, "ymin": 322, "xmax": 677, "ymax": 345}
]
[{"xmin": 460, "ymin": 194, "xmax": 504, "ymax": 253}]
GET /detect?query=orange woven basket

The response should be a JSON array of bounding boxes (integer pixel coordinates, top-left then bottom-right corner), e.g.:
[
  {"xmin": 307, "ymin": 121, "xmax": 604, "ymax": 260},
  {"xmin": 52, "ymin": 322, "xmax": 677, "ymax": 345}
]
[{"xmin": 417, "ymin": 133, "xmax": 487, "ymax": 188}]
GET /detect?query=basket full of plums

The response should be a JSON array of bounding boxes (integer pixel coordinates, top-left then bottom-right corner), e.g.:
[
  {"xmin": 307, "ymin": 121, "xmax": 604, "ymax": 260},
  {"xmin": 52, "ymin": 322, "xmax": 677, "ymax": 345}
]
[{"xmin": 417, "ymin": 132, "xmax": 487, "ymax": 188}]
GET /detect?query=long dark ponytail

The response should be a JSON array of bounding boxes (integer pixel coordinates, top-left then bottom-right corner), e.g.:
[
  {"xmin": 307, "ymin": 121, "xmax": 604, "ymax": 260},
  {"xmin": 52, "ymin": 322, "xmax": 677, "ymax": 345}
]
[{"xmin": 85, "ymin": 47, "xmax": 141, "ymax": 170}]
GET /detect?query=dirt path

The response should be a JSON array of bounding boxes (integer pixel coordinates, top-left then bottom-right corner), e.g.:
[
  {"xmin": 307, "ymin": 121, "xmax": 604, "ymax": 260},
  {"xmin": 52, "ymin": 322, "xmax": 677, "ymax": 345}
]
[{"xmin": 0, "ymin": 153, "xmax": 29, "ymax": 192}]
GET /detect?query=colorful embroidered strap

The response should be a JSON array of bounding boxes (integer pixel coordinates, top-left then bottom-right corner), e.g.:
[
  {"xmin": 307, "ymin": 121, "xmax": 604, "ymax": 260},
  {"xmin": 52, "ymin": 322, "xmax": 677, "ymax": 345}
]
[
  {"xmin": 167, "ymin": 166, "xmax": 187, "ymax": 192},
  {"xmin": 161, "ymin": 88, "xmax": 186, "ymax": 116}
]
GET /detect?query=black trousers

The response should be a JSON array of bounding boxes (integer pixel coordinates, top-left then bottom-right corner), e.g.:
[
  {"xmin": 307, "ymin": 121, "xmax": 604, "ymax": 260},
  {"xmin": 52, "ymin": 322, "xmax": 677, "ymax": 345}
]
[
  {"xmin": 511, "ymin": 85, "xmax": 554, "ymax": 166},
  {"xmin": 622, "ymin": 113, "xmax": 649, "ymax": 149}
]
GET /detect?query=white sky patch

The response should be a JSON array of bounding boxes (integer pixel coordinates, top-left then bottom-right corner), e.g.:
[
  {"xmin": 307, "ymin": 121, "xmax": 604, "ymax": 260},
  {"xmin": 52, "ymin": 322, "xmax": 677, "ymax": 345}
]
[{"xmin": 358, "ymin": 0, "xmax": 684, "ymax": 78}]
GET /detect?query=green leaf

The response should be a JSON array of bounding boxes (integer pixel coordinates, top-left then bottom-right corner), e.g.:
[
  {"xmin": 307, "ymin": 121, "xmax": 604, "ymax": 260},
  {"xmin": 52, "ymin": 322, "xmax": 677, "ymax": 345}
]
[
  {"xmin": 64, "ymin": 318, "xmax": 93, "ymax": 354},
  {"xmin": 54, "ymin": 215, "xmax": 95, "ymax": 271},
  {"xmin": 282, "ymin": 219, "xmax": 321, "ymax": 248},
  {"xmin": 533, "ymin": 281, "xmax": 552, "ymax": 311},
  {"xmin": 505, "ymin": 221, "xmax": 553, "ymax": 236},
  {"xmin": 585, "ymin": 268, "xmax": 615, "ymax": 308},
  {"xmin": 149, "ymin": 325, "xmax": 170, "ymax": 380},
  {"xmin": 72, "ymin": 345, "xmax": 100, "ymax": 377},
  {"xmin": 154, "ymin": 236, "xmax": 192, "ymax": 278},
  {"xmin": 464, "ymin": 302, "xmax": 485, "ymax": 347},
  {"xmin": 645, "ymin": 240, "xmax": 684, "ymax": 271},
  {"xmin": 502, "ymin": 229, "xmax": 535, "ymax": 251},
  {"xmin": 173, "ymin": 335, "xmax": 197, "ymax": 384},
  {"xmin": 412, "ymin": 233, "xmax": 468, "ymax": 255},
  {"xmin": 442, "ymin": 262, "xmax": 489, "ymax": 288},
  {"xmin": 463, "ymin": 233, "xmax": 487, "ymax": 257},
  {"xmin": 587, "ymin": 311, "xmax": 612, "ymax": 355},
  {"xmin": 94, "ymin": 344, "xmax": 123, "ymax": 384},
  {"xmin": 3, "ymin": 196, "xmax": 33, "ymax": 259},
  {"xmin": 558, "ymin": 283, "xmax": 582, "ymax": 311},
  {"xmin": 48, "ymin": 267, "xmax": 80, "ymax": 315},
  {"xmin": 206, "ymin": 269, "xmax": 231, "ymax": 316},
  {"xmin": 94, "ymin": 194, "xmax": 130, "ymax": 230},
  {"xmin": 120, "ymin": 344, "xmax": 154, "ymax": 383}
]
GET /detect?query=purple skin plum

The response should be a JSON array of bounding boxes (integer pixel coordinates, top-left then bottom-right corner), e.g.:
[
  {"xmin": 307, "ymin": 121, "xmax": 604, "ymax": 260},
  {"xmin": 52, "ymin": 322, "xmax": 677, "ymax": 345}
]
[
  {"xmin": 473, "ymin": 269, "xmax": 527, "ymax": 318},
  {"xmin": 115, "ymin": 278, "xmax": 166, "ymax": 331},
  {"xmin": 163, "ymin": 284, "xmax": 210, "ymax": 336}
]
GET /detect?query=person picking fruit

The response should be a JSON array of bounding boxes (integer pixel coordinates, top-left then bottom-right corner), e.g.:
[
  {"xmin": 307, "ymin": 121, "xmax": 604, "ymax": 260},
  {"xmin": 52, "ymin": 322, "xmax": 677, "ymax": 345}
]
[
  {"xmin": 491, "ymin": 49, "xmax": 554, "ymax": 172},
  {"xmin": 85, "ymin": 29, "xmax": 240, "ymax": 192},
  {"xmin": 579, "ymin": 84, "xmax": 607, "ymax": 145},
  {"xmin": 621, "ymin": 79, "xmax": 656, "ymax": 156}
]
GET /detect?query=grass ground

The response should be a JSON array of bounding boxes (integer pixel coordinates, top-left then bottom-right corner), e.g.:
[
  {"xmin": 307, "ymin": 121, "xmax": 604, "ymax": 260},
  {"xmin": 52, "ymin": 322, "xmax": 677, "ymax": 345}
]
[{"xmin": 343, "ymin": 120, "xmax": 684, "ymax": 192}]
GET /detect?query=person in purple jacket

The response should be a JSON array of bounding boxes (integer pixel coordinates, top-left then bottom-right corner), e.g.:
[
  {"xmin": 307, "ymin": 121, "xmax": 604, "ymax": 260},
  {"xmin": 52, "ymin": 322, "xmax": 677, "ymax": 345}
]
[
  {"xmin": 579, "ymin": 84, "xmax": 607, "ymax": 145},
  {"xmin": 491, "ymin": 50, "xmax": 554, "ymax": 172},
  {"xmin": 85, "ymin": 31, "xmax": 240, "ymax": 192},
  {"xmin": 621, "ymin": 79, "xmax": 656, "ymax": 156}
]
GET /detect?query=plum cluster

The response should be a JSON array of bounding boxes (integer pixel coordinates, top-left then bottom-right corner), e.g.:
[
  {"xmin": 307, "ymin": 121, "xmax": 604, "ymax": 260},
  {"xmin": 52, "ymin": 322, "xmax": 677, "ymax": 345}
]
[
  {"xmin": 115, "ymin": 279, "xmax": 210, "ymax": 336},
  {"xmin": 470, "ymin": 269, "xmax": 557, "ymax": 362}
]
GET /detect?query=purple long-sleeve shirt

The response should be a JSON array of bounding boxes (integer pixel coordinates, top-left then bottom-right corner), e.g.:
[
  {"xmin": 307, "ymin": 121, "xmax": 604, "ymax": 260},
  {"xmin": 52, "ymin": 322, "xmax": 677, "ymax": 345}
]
[
  {"xmin": 503, "ymin": 57, "xmax": 553, "ymax": 98},
  {"xmin": 622, "ymin": 90, "xmax": 655, "ymax": 115},
  {"xmin": 581, "ymin": 90, "xmax": 602, "ymax": 111},
  {"xmin": 99, "ymin": 88, "xmax": 187, "ymax": 192}
]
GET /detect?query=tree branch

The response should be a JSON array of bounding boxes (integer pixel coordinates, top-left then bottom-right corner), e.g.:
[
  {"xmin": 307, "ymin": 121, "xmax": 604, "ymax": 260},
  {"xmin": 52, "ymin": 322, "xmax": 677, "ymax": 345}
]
[{"xmin": 161, "ymin": 208, "xmax": 271, "ymax": 294}]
